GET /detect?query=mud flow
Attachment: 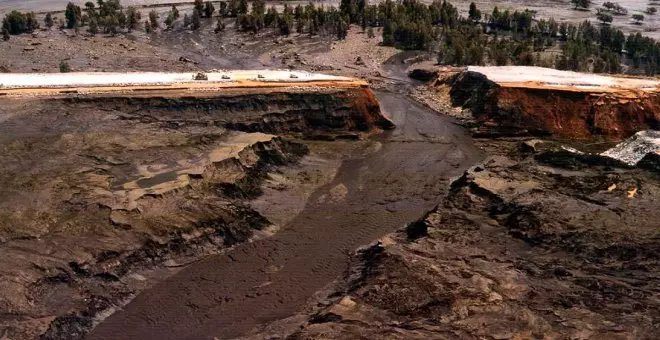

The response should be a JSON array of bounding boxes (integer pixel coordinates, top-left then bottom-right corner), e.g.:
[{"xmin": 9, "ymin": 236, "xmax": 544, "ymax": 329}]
[{"xmin": 88, "ymin": 92, "xmax": 482, "ymax": 339}]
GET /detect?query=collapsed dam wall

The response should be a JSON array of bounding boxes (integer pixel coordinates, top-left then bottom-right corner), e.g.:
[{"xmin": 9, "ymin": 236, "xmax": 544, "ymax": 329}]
[
  {"xmin": 0, "ymin": 71, "xmax": 392, "ymax": 339},
  {"xmin": 54, "ymin": 87, "xmax": 392, "ymax": 133},
  {"xmin": 0, "ymin": 70, "xmax": 393, "ymax": 134},
  {"xmin": 443, "ymin": 66, "xmax": 660, "ymax": 140}
]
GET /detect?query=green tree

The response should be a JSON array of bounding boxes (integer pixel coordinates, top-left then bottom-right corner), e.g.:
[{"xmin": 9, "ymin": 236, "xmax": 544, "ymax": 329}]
[
  {"xmin": 59, "ymin": 60, "xmax": 71, "ymax": 72},
  {"xmin": 228, "ymin": 0, "xmax": 239, "ymax": 17},
  {"xmin": 279, "ymin": 11, "xmax": 292, "ymax": 35},
  {"xmin": 251, "ymin": 0, "xmax": 265, "ymax": 30},
  {"xmin": 65, "ymin": 2, "xmax": 82, "ymax": 28},
  {"xmin": 126, "ymin": 6, "xmax": 141, "ymax": 31},
  {"xmin": 296, "ymin": 14, "xmax": 304, "ymax": 33},
  {"xmin": 238, "ymin": 0, "xmax": 248, "ymax": 16},
  {"xmin": 336, "ymin": 18, "xmax": 348, "ymax": 40},
  {"xmin": 204, "ymin": 1, "xmax": 216, "ymax": 18},
  {"xmin": 45, "ymin": 12, "xmax": 54, "ymax": 28},
  {"xmin": 2, "ymin": 11, "xmax": 39, "ymax": 34},
  {"xmin": 612, "ymin": 4, "xmax": 627, "ymax": 15},
  {"xmin": 265, "ymin": 6, "xmax": 278, "ymax": 28},
  {"xmin": 192, "ymin": 9, "xmax": 201, "ymax": 30},
  {"xmin": 215, "ymin": 17, "xmax": 225, "ymax": 32},
  {"xmin": 571, "ymin": 0, "xmax": 591, "ymax": 10},
  {"xmin": 2, "ymin": 28, "xmax": 9, "ymax": 41},
  {"xmin": 219, "ymin": 2, "xmax": 228, "ymax": 17},
  {"xmin": 597, "ymin": 12, "xmax": 613, "ymax": 24},
  {"xmin": 88, "ymin": 16, "xmax": 98, "ymax": 34},
  {"xmin": 367, "ymin": 26, "xmax": 374, "ymax": 38},
  {"xmin": 468, "ymin": 3, "xmax": 481, "ymax": 22},
  {"xmin": 117, "ymin": 10, "xmax": 127, "ymax": 29},
  {"xmin": 149, "ymin": 10, "xmax": 158, "ymax": 30},
  {"xmin": 165, "ymin": 12, "xmax": 175, "ymax": 30},
  {"xmin": 382, "ymin": 19, "xmax": 395, "ymax": 46},
  {"xmin": 194, "ymin": 0, "xmax": 204, "ymax": 14},
  {"xmin": 102, "ymin": 13, "xmax": 119, "ymax": 34},
  {"xmin": 632, "ymin": 14, "xmax": 644, "ymax": 24},
  {"xmin": 172, "ymin": 4, "xmax": 180, "ymax": 19}
]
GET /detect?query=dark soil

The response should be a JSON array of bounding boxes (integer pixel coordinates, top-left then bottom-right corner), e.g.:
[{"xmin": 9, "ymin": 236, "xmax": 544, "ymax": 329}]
[{"xmin": 247, "ymin": 139, "xmax": 660, "ymax": 340}]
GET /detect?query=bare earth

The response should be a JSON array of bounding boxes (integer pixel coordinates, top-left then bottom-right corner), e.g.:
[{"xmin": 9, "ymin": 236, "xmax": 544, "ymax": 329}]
[{"xmin": 0, "ymin": 3, "xmax": 658, "ymax": 340}]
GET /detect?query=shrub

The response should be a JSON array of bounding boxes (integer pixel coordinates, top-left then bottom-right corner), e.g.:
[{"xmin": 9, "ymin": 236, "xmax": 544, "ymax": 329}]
[{"xmin": 59, "ymin": 60, "xmax": 71, "ymax": 73}]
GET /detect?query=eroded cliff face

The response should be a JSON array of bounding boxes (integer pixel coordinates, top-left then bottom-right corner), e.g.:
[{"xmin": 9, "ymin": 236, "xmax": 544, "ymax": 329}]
[
  {"xmin": 59, "ymin": 86, "xmax": 393, "ymax": 134},
  {"xmin": 442, "ymin": 67, "xmax": 660, "ymax": 140}
]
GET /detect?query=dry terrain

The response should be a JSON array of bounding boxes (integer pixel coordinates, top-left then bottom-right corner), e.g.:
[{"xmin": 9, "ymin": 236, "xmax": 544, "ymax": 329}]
[{"xmin": 0, "ymin": 3, "xmax": 658, "ymax": 340}]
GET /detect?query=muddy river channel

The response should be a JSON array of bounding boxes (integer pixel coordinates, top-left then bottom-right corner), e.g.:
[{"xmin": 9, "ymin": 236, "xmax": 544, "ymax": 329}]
[{"xmin": 88, "ymin": 91, "xmax": 483, "ymax": 339}]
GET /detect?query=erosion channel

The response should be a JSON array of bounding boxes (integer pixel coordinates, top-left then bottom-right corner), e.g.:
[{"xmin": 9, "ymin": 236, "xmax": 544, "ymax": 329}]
[{"xmin": 89, "ymin": 91, "xmax": 482, "ymax": 339}]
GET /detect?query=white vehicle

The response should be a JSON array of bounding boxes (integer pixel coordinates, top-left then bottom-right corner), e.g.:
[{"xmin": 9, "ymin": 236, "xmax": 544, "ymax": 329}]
[{"xmin": 221, "ymin": 75, "xmax": 230, "ymax": 80}]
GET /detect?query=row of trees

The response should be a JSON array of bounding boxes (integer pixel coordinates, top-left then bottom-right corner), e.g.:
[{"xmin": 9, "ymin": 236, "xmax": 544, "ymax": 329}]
[
  {"xmin": 5, "ymin": 0, "xmax": 660, "ymax": 75},
  {"xmin": 2, "ymin": 11, "xmax": 39, "ymax": 36},
  {"xmin": 325, "ymin": 0, "xmax": 660, "ymax": 75},
  {"xmin": 62, "ymin": 0, "xmax": 144, "ymax": 34}
]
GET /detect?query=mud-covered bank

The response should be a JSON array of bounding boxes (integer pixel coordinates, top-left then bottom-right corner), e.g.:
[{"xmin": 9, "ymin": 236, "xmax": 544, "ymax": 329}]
[
  {"xmin": 245, "ymin": 138, "xmax": 660, "ymax": 340},
  {"xmin": 87, "ymin": 91, "xmax": 482, "ymax": 339}
]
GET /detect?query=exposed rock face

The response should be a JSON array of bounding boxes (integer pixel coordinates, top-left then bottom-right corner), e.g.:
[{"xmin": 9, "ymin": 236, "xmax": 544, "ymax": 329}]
[
  {"xmin": 443, "ymin": 66, "xmax": 660, "ymax": 139},
  {"xmin": 251, "ymin": 146, "xmax": 660, "ymax": 339}
]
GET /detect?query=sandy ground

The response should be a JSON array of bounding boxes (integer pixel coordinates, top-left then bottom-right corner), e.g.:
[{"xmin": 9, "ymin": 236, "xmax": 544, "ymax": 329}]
[{"xmin": 0, "ymin": 28, "xmax": 200, "ymax": 73}]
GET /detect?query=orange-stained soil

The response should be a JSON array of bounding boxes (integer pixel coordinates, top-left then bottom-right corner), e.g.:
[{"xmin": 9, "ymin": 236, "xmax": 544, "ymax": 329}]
[
  {"xmin": 491, "ymin": 86, "xmax": 660, "ymax": 139},
  {"xmin": 443, "ymin": 69, "xmax": 660, "ymax": 140}
]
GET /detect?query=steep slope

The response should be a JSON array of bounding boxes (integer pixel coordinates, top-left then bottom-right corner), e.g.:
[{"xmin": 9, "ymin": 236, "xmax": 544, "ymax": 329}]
[{"xmin": 441, "ymin": 66, "xmax": 660, "ymax": 139}]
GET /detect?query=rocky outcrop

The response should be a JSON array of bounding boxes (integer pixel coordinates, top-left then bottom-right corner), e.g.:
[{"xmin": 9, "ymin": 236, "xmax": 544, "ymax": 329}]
[{"xmin": 443, "ymin": 66, "xmax": 660, "ymax": 140}]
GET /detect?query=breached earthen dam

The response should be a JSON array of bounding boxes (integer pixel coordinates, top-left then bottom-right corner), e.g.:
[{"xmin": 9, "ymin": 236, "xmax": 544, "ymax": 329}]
[{"xmin": 0, "ymin": 70, "xmax": 399, "ymax": 338}]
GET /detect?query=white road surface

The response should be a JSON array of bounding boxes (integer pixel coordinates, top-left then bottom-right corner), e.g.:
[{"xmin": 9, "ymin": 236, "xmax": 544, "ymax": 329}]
[
  {"xmin": 468, "ymin": 66, "xmax": 660, "ymax": 91},
  {"xmin": 0, "ymin": 70, "xmax": 354, "ymax": 89}
]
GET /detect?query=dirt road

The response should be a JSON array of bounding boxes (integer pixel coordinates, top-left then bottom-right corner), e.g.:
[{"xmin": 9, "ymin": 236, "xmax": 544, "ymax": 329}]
[{"xmin": 87, "ymin": 91, "xmax": 482, "ymax": 339}]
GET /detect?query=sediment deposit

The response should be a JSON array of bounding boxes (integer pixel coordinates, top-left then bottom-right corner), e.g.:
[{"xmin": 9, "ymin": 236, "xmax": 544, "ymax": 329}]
[
  {"xmin": 247, "ymin": 140, "xmax": 660, "ymax": 340},
  {"xmin": 440, "ymin": 66, "xmax": 660, "ymax": 139}
]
